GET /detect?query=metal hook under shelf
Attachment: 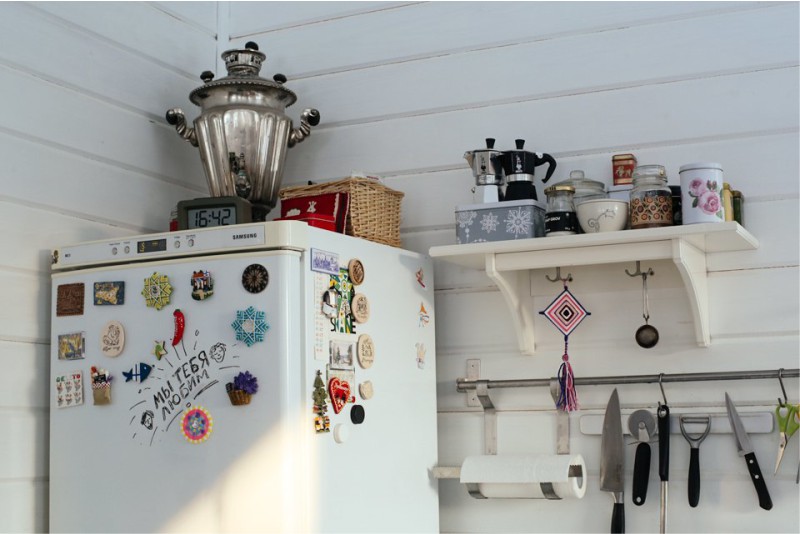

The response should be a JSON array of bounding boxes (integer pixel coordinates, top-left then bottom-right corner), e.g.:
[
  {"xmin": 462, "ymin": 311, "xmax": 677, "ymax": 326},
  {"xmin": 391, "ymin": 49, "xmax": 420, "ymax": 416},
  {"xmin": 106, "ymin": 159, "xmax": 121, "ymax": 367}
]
[
  {"xmin": 625, "ymin": 260, "xmax": 655, "ymax": 279},
  {"xmin": 778, "ymin": 368, "xmax": 789, "ymax": 407},
  {"xmin": 546, "ymin": 267, "xmax": 573, "ymax": 283}
]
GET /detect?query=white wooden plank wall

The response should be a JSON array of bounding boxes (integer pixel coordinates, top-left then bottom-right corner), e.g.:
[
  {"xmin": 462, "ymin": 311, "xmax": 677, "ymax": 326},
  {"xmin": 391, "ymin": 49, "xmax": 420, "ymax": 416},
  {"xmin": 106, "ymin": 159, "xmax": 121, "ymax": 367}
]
[
  {"xmin": 0, "ymin": 2, "xmax": 797, "ymax": 532},
  {"xmin": 0, "ymin": 2, "xmax": 215, "ymax": 531},
  {"xmin": 232, "ymin": 2, "xmax": 800, "ymax": 532}
]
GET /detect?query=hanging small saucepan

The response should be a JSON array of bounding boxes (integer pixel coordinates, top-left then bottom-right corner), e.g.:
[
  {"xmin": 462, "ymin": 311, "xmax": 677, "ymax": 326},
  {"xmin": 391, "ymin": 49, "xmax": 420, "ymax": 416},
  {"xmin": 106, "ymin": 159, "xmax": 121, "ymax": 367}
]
[{"xmin": 492, "ymin": 139, "xmax": 557, "ymax": 201}]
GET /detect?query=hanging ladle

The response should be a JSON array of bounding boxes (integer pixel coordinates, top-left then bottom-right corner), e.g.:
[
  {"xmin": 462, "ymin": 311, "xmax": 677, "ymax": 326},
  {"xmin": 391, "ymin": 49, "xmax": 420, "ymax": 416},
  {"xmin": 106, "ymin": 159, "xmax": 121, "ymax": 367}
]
[{"xmin": 636, "ymin": 269, "xmax": 659, "ymax": 348}]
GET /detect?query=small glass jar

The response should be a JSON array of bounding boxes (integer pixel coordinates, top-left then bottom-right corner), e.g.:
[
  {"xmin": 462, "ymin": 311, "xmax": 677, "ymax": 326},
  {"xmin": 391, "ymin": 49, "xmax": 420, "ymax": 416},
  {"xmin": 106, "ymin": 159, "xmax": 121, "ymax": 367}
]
[
  {"xmin": 629, "ymin": 165, "xmax": 673, "ymax": 229},
  {"xmin": 544, "ymin": 184, "xmax": 578, "ymax": 236},
  {"xmin": 561, "ymin": 170, "xmax": 608, "ymax": 206},
  {"xmin": 732, "ymin": 190, "xmax": 744, "ymax": 226},
  {"xmin": 722, "ymin": 182, "xmax": 734, "ymax": 222}
]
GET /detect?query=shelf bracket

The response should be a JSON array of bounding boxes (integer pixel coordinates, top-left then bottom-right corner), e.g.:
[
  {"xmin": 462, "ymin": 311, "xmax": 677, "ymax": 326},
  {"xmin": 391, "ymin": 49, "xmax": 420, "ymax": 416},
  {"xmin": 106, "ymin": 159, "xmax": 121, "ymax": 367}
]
[
  {"xmin": 672, "ymin": 238, "xmax": 710, "ymax": 347},
  {"xmin": 485, "ymin": 253, "xmax": 536, "ymax": 355},
  {"xmin": 475, "ymin": 380, "xmax": 497, "ymax": 455}
]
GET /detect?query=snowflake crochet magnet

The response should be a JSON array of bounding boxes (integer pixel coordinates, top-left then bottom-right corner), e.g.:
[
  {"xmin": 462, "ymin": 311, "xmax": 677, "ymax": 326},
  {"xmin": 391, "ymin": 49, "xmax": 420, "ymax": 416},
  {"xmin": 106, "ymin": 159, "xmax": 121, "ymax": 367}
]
[
  {"xmin": 181, "ymin": 406, "xmax": 213, "ymax": 444},
  {"xmin": 142, "ymin": 272, "xmax": 172, "ymax": 310},
  {"xmin": 231, "ymin": 306, "xmax": 269, "ymax": 347}
]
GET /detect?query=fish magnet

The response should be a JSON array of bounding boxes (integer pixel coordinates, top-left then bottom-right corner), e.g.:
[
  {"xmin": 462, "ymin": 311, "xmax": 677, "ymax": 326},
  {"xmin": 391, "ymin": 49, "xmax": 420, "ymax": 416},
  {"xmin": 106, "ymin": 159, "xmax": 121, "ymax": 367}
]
[
  {"xmin": 351, "ymin": 293, "xmax": 370, "ymax": 324},
  {"xmin": 190, "ymin": 270, "xmax": 214, "ymax": 301},
  {"xmin": 242, "ymin": 264, "xmax": 269, "ymax": 293},
  {"xmin": 123, "ymin": 363, "xmax": 152, "ymax": 383},
  {"xmin": 100, "ymin": 320, "xmax": 125, "ymax": 357},
  {"xmin": 348, "ymin": 259, "xmax": 365, "ymax": 285},
  {"xmin": 142, "ymin": 272, "xmax": 172, "ymax": 310}
]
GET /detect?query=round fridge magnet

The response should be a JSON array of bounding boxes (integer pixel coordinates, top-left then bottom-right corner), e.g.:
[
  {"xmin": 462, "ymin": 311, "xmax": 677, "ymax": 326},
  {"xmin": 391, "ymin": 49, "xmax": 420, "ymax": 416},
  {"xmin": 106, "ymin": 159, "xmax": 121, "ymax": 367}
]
[
  {"xmin": 351, "ymin": 293, "xmax": 370, "ymax": 324},
  {"xmin": 348, "ymin": 259, "xmax": 365, "ymax": 285},
  {"xmin": 231, "ymin": 306, "xmax": 269, "ymax": 347},
  {"xmin": 242, "ymin": 264, "xmax": 269, "ymax": 293},
  {"xmin": 357, "ymin": 334, "xmax": 375, "ymax": 369},
  {"xmin": 181, "ymin": 406, "xmax": 213, "ymax": 444}
]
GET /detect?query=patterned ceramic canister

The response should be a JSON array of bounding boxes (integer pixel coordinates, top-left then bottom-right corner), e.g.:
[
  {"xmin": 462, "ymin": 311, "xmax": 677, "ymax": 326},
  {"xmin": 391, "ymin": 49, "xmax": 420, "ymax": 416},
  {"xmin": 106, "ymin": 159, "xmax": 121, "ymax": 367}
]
[{"xmin": 679, "ymin": 163, "xmax": 725, "ymax": 224}]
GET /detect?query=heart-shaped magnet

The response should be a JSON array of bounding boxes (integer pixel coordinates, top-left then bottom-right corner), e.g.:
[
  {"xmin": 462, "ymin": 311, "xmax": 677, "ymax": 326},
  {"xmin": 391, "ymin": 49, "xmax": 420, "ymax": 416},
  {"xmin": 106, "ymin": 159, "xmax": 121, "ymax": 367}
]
[{"xmin": 328, "ymin": 377, "xmax": 351, "ymax": 415}]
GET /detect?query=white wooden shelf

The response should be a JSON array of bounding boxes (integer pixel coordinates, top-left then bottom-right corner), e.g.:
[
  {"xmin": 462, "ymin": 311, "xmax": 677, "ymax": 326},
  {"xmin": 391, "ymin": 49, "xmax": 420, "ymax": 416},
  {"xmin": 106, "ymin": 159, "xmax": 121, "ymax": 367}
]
[{"xmin": 429, "ymin": 222, "xmax": 759, "ymax": 355}]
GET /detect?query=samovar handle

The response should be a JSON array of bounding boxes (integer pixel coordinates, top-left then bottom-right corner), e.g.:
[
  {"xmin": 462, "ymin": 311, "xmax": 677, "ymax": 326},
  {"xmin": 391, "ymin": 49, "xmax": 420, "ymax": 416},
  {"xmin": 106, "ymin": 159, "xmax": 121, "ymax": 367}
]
[
  {"xmin": 165, "ymin": 108, "xmax": 199, "ymax": 147},
  {"xmin": 288, "ymin": 108, "xmax": 321, "ymax": 148}
]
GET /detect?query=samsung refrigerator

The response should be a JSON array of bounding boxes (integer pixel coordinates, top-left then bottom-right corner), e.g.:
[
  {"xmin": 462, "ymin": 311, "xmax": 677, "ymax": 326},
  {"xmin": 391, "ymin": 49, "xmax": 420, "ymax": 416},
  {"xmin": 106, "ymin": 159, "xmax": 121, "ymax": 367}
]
[{"xmin": 49, "ymin": 221, "xmax": 438, "ymax": 533}]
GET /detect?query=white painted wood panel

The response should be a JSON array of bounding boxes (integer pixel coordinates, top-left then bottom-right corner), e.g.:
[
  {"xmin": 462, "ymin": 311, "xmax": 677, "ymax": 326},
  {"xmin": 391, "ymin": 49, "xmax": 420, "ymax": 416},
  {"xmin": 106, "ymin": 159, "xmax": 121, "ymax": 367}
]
[
  {"xmin": 0, "ymin": 132, "xmax": 204, "ymax": 233},
  {"xmin": 228, "ymin": 2, "xmax": 414, "ymax": 37},
  {"xmin": 152, "ymin": 1, "xmax": 219, "ymax": 35},
  {"xmin": 0, "ymin": 64, "xmax": 205, "ymax": 187},
  {"xmin": 0, "ymin": 271, "xmax": 49, "ymax": 344},
  {"xmin": 0, "ymin": 480, "xmax": 48, "ymax": 533},
  {"xmin": 235, "ymin": 2, "xmax": 765, "ymax": 78},
  {"xmin": 0, "ymin": 410, "xmax": 48, "ymax": 479},
  {"xmin": 285, "ymin": 6, "xmax": 800, "ymax": 126},
  {"xmin": 26, "ymin": 2, "xmax": 217, "ymax": 79},
  {"xmin": 283, "ymin": 68, "xmax": 799, "ymax": 183},
  {"xmin": 0, "ymin": 341, "xmax": 48, "ymax": 409}
]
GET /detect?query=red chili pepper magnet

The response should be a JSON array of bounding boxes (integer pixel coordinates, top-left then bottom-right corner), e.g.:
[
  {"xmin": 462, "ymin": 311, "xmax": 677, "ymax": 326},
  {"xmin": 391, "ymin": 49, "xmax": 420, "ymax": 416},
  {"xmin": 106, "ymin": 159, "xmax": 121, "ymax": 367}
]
[{"xmin": 172, "ymin": 309, "xmax": 185, "ymax": 346}]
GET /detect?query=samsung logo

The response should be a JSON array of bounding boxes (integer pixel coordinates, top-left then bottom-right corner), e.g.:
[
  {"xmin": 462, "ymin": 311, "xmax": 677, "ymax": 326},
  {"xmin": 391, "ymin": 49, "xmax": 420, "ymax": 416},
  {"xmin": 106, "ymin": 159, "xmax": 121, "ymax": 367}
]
[{"xmin": 232, "ymin": 233, "xmax": 257, "ymax": 240}]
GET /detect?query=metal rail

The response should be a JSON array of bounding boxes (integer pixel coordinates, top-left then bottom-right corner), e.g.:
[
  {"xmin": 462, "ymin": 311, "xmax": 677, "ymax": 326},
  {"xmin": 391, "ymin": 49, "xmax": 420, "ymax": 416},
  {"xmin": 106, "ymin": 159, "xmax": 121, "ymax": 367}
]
[{"xmin": 456, "ymin": 368, "xmax": 799, "ymax": 392}]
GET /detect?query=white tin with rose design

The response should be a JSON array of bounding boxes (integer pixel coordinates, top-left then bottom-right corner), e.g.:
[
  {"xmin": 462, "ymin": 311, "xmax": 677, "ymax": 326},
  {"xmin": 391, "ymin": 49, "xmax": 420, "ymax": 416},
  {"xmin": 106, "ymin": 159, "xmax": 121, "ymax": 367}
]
[{"xmin": 679, "ymin": 162, "xmax": 725, "ymax": 224}]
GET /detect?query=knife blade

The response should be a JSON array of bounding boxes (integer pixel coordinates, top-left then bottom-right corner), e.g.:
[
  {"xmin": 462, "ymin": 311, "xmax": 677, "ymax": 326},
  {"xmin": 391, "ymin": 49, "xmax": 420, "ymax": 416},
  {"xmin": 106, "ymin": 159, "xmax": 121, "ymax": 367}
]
[
  {"xmin": 725, "ymin": 392, "xmax": 773, "ymax": 510},
  {"xmin": 600, "ymin": 388, "xmax": 625, "ymax": 533}
]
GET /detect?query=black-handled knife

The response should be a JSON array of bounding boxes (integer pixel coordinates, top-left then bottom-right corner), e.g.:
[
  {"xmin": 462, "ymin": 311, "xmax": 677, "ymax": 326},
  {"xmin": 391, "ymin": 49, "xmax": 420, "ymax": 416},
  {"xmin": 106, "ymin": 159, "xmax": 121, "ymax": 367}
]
[
  {"xmin": 600, "ymin": 389, "xmax": 625, "ymax": 533},
  {"xmin": 725, "ymin": 392, "xmax": 773, "ymax": 510}
]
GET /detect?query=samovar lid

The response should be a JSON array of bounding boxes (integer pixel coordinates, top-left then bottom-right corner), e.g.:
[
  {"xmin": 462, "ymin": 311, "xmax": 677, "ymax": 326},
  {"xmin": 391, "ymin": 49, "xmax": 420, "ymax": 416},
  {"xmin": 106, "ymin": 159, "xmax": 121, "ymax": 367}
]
[{"xmin": 189, "ymin": 41, "xmax": 297, "ymax": 107}]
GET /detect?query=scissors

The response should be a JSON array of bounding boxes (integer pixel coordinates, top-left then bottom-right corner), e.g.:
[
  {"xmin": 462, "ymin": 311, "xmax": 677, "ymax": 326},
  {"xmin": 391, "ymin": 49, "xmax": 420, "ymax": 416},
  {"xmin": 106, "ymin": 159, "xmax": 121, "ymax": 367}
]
[{"xmin": 775, "ymin": 403, "xmax": 800, "ymax": 474}]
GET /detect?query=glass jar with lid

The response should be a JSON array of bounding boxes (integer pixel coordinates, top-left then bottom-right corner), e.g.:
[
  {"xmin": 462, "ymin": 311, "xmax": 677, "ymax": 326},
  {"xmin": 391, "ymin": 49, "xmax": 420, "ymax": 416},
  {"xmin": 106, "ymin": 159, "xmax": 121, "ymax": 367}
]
[
  {"xmin": 561, "ymin": 170, "xmax": 607, "ymax": 206},
  {"xmin": 629, "ymin": 165, "xmax": 673, "ymax": 229},
  {"xmin": 544, "ymin": 184, "xmax": 578, "ymax": 236}
]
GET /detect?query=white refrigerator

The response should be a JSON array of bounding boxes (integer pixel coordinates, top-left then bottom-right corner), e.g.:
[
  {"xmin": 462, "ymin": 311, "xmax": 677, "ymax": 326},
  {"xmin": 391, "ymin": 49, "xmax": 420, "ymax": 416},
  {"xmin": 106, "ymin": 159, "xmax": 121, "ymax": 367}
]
[{"xmin": 49, "ymin": 221, "xmax": 438, "ymax": 533}]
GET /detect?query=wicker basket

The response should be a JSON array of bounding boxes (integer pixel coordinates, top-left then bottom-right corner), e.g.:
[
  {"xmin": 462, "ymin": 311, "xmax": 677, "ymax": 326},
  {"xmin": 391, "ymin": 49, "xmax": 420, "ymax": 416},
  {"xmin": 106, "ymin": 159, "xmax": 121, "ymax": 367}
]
[
  {"xmin": 227, "ymin": 389, "xmax": 252, "ymax": 406},
  {"xmin": 279, "ymin": 177, "xmax": 404, "ymax": 247}
]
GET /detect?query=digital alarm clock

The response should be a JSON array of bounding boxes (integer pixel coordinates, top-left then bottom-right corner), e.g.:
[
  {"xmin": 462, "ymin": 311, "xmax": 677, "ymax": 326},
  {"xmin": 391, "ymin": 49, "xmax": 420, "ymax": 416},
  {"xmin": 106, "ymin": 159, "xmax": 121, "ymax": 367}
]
[{"xmin": 176, "ymin": 197, "xmax": 254, "ymax": 230}]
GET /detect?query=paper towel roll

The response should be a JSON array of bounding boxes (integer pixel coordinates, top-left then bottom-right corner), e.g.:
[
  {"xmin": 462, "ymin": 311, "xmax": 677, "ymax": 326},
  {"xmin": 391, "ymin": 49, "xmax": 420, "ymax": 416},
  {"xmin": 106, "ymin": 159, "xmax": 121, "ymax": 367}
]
[{"xmin": 459, "ymin": 454, "xmax": 586, "ymax": 500}]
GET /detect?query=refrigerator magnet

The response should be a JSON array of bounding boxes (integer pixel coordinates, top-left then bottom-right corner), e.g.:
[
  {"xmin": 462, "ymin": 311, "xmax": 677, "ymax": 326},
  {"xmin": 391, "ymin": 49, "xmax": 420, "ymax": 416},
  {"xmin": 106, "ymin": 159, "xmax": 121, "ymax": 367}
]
[
  {"xmin": 242, "ymin": 264, "xmax": 269, "ymax": 293},
  {"xmin": 55, "ymin": 372, "xmax": 83, "ymax": 408},
  {"xmin": 181, "ymin": 406, "xmax": 213, "ymax": 444},
  {"xmin": 231, "ymin": 306, "xmax": 269, "ymax": 347},
  {"xmin": 351, "ymin": 293, "xmax": 370, "ymax": 324},
  {"xmin": 315, "ymin": 414, "xmax": 331, "ymax": 434},
  {"xmin": 350, "ymin": 405, "xmax": 365, "ymax": 425},
  {"xmin": 94, "ymin": 281, "xmax": 125, "ymax": 305},
  {"xmin": 141, "ymin": 272, "xmax": 172, "ymax": 310},
  {"xmin": 100, "ymin": 320, "xmax": 125, "ymax": 357},
  {"xmin": 327, "ymin": 377, "xmax": 352, "ymax": 414},
  {"xmin": 90, "ymin": 366, "xmax": 112, "ymax": 405},
  {"xmin": 356, "ymin": 334, "xmax": 375, "ymax": 369},
  {"xmin": 122, "ymin": 363, "xmax": 152, "ymax": 383},
  {"xmin": 311, "ymin": 248, "xmax": 339, "ymax": 276},
  {"xmin": 190, "ymin": 270, "xmax": 214, "ymax": 301},
  {"xmin": 226, "ymin": 371, "xmax": 258, "ymax": 406},
  {"xmin": 152, "ymin": 340, "xmax": 168, "ymax": 360},
  {"xmin": 416, "ymin": 343, "xmax": 426, "ymax": 369},
  {"xmin": 347, "ymin": 258, "xmax": 365, "ymax": 285},
  {"xmin": 418, "ymin": 303, "xmax": 430, "ymax": 327},
  {"xmin": 56, "ymin": 283, "xmax": 84, "ymax": 316},
  {"xmin": 416, "ymin": 268, "xmax": 427, "ymax": 290},
  {"xmin": 358, "ymin": 380, "xmax": 374, "ymax": 400},
  {"xmin": 329, "ymin": 335, "xmax": 356, "ymax": 368},
  {"xmin": 57, "ymin": 332, "xmax": 86, "ymax": 360},
  {"xmin": 333, "ymin": 423, "xmax": 349, "ymax": 444}
]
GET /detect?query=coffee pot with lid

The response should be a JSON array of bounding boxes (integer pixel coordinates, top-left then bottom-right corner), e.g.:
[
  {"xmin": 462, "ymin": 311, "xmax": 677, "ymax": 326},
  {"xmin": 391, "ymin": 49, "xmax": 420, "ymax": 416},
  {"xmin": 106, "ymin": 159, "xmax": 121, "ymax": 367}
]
[
  {"xmin": 492, "ymin": 139, "xmax": 557, "ymax": 201},
  {"xmin": 463, "ymin": 138, "xmax": 505, "ymax": 203}
]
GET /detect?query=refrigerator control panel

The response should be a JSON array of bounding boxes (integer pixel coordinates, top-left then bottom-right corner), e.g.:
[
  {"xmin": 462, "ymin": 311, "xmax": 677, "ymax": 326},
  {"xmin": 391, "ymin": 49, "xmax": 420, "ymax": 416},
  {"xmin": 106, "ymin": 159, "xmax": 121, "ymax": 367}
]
[{"xmin": 52, "ymin": 222, "xmax": 309, "ymax": 270}]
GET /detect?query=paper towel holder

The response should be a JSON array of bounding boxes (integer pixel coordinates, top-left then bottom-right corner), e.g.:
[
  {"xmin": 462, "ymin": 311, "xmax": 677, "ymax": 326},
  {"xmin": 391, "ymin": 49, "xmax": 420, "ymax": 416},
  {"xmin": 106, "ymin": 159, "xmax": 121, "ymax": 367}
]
[{"xmin": 459, "ymin": 455, "xmax": 586, "ymax": 500}]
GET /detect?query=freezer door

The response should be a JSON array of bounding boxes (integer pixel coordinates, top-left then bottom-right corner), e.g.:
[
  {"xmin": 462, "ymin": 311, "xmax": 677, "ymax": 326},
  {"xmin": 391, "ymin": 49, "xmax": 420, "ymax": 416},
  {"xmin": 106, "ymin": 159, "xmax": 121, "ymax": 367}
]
[{"xmin": 49, "ymin": 250, "xmax": 307, "ymax": 533}]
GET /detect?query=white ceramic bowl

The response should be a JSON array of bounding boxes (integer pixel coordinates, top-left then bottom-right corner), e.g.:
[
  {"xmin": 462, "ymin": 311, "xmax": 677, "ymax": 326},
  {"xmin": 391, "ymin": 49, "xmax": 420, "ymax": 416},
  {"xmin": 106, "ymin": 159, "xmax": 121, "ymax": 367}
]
[{"xmin": 576, "ymin": 199, "xmax": 629, "ymax": 233}]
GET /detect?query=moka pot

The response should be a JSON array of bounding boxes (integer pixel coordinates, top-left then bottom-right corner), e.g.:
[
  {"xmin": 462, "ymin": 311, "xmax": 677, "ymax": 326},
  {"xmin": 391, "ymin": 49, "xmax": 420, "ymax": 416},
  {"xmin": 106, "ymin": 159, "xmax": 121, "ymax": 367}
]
[{"xmin": 493, "ymin": 139, "xmax": 557, "ymax": 201}]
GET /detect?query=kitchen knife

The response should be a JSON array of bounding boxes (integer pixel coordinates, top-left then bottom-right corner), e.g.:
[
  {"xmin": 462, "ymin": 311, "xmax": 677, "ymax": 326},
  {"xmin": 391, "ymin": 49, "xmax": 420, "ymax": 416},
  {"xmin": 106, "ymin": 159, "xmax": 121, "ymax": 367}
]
[
  {"xmin": 725, "ymin": 392, "xmax": 773, "ymax": 510},
  {"xmin": 600, "ymin": 388, "xmax": 625, "ymax": 533}
]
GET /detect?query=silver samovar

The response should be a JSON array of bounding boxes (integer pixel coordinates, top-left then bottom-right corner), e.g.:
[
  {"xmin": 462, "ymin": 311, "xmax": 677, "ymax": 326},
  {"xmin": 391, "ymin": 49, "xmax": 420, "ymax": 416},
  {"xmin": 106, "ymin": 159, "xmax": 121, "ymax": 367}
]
[{"xmin": 166, "ymin": 42, "xmax": 320, "ymax": 218}]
